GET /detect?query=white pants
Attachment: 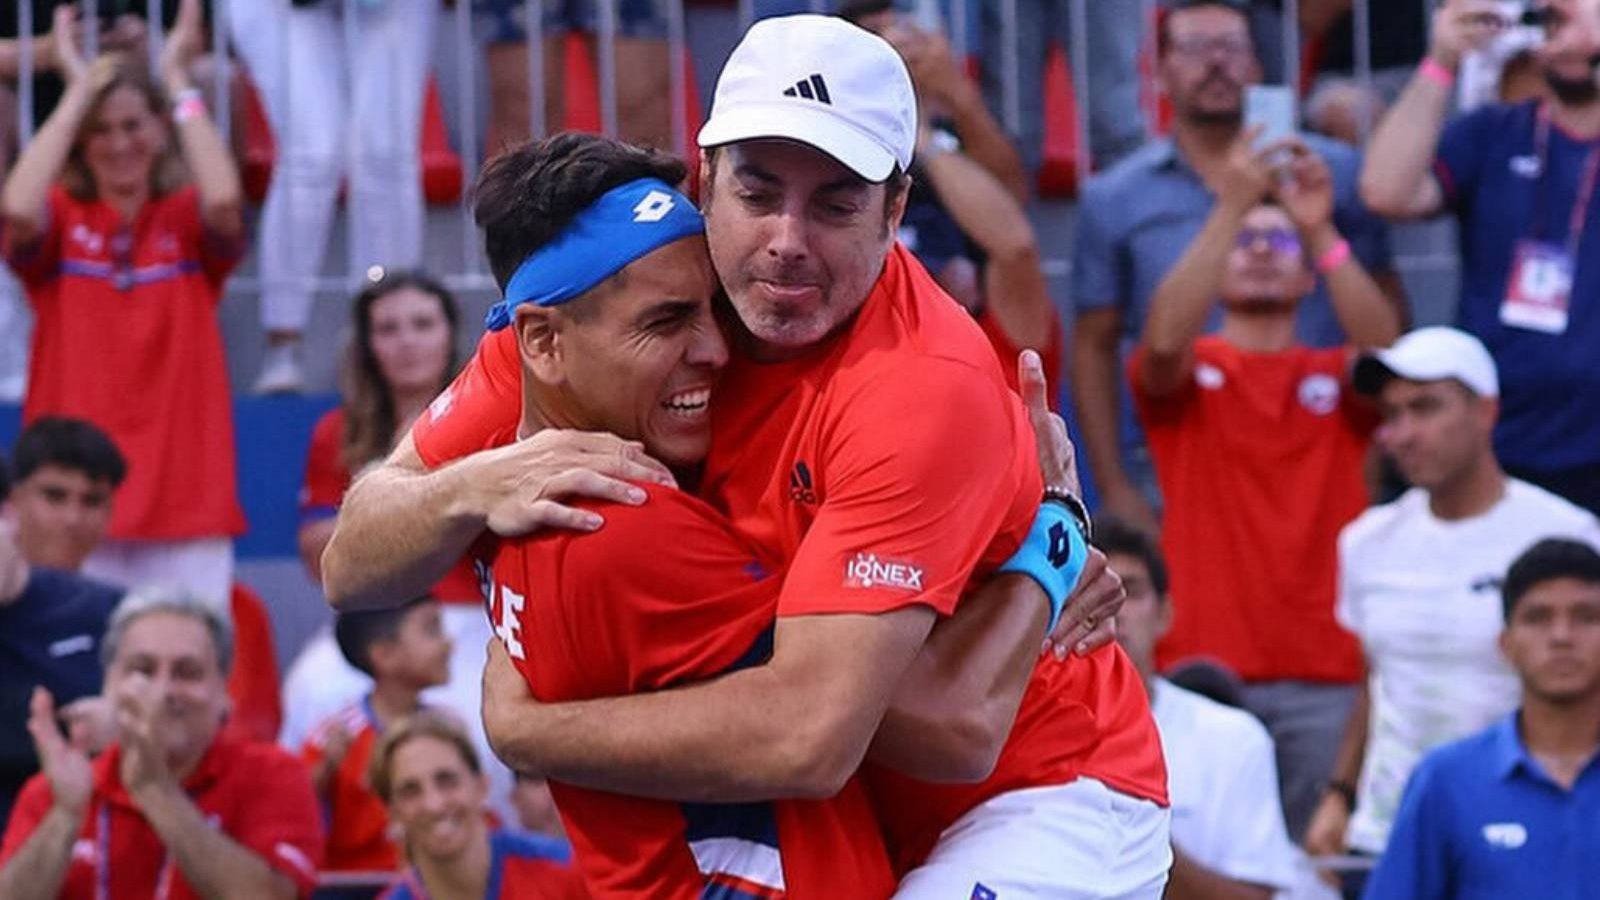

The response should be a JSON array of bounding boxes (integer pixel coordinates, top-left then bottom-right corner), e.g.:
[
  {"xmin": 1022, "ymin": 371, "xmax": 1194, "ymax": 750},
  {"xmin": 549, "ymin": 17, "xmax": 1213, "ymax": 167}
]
[
  {"xmin": 278, "ymin": 604, "xmax": 515, "ymax": 824},
  {"xmin": 81, "ymin": 537, "xmax": 236, "ymax": 613},
  {"xmin": 893, "ymin": 779, "xmax": 1172, "ymax": 900},
  {"xmin": 235, "ymin": 0, "xmax": 436, "ymax": 334}
]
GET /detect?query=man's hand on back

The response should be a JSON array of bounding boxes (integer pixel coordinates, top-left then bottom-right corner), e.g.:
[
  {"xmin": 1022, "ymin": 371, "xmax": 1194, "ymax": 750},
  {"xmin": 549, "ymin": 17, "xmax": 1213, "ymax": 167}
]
[{"xmin": 458, "ymin": 430, "xmax": 678, "ymax": 538}]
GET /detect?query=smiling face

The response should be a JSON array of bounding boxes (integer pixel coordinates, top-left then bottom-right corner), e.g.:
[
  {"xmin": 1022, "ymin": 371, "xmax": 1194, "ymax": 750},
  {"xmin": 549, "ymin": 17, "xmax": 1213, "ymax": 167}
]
[
  {"xmin": 104, "ymin": 612, "xmax": 230, "ymax": 770},
  {"xmin": 519, "ymin": 235, "xmax": 727, "ymax": 468},
  {"xmin": 385, "ymin": 734, "xmax": 490, "ymax": 863},
  {"xmin": 703, "ymin": 140, "xmax": 907, "ymax": 355},
  {"xmin": 80, "ymin": 83, "xmax": 166, "ymax": 200},
  {"xmin": 367, "ymin": 287, "xmax": 455, "ymax": 398}
]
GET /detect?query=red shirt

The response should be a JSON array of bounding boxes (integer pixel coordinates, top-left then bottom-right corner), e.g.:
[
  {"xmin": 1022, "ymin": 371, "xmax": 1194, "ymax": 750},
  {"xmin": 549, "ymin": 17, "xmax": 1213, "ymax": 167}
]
[
  {"xmin": 303, "ymin": 409, "xmax": 481, "ymax": 603},
  {"xmin": 1131, "ymin": 337, "xmax": 1372, "ymax": 683},
  {"xmin": 379, "ymin": 829, "xmax": 588, "ymax": 899},
  {"xmin": 413, "ymin": 246, "xmax": 1168, "ymax": 873},
  {"xmin": 483, "ymin": 487, "xmax": 896, "ymax": 899},
  {"xmin": 2, "ymin": 186, "xmax": 245, "ymax": 540},
  {"xmin": 301, "ymin": 699, "xmax": 399, "ymax": 872},
  {"xmin": 0, "ymin": 732, "xmax": 324, "ymax": 899},
  {"xmin": 974, "ymin": 307, "xmax": 1065, "ymax": 412},
  {"xmin": 225, "ymin": 583, "xmax": 283, "ymax": 744}
]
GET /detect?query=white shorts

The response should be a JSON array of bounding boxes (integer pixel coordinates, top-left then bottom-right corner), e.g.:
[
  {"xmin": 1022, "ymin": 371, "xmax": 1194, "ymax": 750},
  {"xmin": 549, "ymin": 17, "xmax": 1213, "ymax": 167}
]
[
  {"xmin": 893, "ymin": 779, "xmax": 1172, "ymax": 900},
  {"xmin": 82, "ymin": 537, "xmax": 236, "ymax": 613}
]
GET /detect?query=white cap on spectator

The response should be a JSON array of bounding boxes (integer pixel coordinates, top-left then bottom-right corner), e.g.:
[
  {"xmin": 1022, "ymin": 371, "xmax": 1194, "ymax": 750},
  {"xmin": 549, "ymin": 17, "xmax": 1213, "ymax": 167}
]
[
  {"xmin": 1353, "ymin": 327, "xmax": 1500, "ymax": 398},
  {"xmin": 697, "ymin": 14, "xmax": 917, "ymax": 183}
]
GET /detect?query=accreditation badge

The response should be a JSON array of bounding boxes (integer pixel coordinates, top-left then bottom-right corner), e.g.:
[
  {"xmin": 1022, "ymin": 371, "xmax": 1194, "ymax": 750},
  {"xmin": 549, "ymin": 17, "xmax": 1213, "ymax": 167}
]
[{"xmin": 1501, "ymin": 240, "xmax": 1573, "ymax": 334}]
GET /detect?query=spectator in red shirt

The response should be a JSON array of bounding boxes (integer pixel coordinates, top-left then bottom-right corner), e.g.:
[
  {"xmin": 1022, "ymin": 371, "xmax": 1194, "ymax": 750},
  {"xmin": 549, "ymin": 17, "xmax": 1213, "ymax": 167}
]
[
  {"xmin": 1131, "ymin": 136, "xmax": 1402, "ymax": 840},
  {"xmin": 302, "ymin": 596, "xmax": 451, "ymax": 873},
  {"xmin": 370, "ymin": 711, "xmax": 587, "ymax": 900},
  {"xmin": 0, "ymin": 587, "xmax": 324, "ymax": 899},
  {"xmin": 0, "ymin": 1, "xmax": 246, "ymax": 610}
]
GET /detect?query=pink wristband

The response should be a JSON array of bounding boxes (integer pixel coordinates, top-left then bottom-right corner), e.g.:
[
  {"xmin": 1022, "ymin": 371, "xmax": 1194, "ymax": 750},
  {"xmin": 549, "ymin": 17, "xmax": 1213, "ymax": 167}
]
[
  {"xmin": 1419, "ymin": 57, "xmax": 1455, "ymax": 88},
  {"xmin": 1316, "ymin": 238, "xmax": 1352, "ymax": 274},
  {"xmin": 172, "ymin": 89, "xmax": 207, "ymax": 124}
]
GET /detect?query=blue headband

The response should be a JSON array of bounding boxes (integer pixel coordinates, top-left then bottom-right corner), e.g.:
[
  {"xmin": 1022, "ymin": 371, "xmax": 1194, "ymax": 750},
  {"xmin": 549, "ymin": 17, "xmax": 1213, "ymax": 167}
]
[{"xmin": 484, "ymin": 178, "xmax": 704, "ymax": 331}]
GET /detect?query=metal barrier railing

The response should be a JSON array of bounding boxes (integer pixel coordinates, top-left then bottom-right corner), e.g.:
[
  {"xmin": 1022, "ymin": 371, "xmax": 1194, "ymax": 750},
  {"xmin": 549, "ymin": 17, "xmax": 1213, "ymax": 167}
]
[{"xmin": 1, "ymin": 0, "xmax": 1437, "ymax": 295}]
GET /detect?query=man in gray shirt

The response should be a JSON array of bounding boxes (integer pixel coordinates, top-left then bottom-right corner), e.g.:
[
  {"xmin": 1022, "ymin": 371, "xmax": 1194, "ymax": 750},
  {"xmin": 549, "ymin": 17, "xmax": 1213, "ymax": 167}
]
[{"xmin": 1070, "ymin": 0, "xmax": 1404, "ymax": 533}]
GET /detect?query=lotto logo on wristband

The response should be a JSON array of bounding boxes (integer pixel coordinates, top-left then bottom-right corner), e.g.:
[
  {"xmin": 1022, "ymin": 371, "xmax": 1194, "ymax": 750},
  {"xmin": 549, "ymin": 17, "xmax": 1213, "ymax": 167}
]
[{"xmin": 844, "ymin": 552, "xmax": 925, "ymax": 591}]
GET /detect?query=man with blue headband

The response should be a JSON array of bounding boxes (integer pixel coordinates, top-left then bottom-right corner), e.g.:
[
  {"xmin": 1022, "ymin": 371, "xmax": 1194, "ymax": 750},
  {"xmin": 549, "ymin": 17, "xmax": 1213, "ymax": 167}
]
[{"xmin": 325, "ymin": 15, "xmax": 1170, "ymax": 899}]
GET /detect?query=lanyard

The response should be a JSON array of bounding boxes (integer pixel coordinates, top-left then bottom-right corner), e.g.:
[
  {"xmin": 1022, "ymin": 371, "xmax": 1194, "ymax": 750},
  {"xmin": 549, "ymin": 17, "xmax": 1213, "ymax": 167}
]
[
  {"xmin": 96, "ymin": 805, "xmax": 176, "ymax": 900},
  {"xmin": 1530, "ymin": 105, "xmax": 1600, "ymax": 259}
]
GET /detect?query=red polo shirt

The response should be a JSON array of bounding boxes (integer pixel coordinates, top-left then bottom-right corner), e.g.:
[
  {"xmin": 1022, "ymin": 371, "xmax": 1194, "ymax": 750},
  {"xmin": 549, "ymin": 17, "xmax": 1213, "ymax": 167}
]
[
  {"xmin": 2, "ymin": 185, "xmax": 245, "ymax": 541},
  {"xmin": 0, "ymin": 732, "xmax": 324, "ymax": 898}
]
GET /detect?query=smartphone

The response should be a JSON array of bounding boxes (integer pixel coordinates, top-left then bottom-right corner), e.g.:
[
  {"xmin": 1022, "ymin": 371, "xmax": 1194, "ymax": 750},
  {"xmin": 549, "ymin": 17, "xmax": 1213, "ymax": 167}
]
[{"xmin": 1244, "ymin": 85, "xmax": 1296, "ymax": 153}]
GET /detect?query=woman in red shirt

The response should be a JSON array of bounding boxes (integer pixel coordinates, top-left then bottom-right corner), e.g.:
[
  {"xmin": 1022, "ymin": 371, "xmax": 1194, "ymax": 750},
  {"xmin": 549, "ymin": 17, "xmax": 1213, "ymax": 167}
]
[
  {"xmin": 299, "ymin": 269, "xmax": 461, "ymax": 590},
  {"xmin": 0, "ymin": 2, "xmax": 246, "ymax": 608}
]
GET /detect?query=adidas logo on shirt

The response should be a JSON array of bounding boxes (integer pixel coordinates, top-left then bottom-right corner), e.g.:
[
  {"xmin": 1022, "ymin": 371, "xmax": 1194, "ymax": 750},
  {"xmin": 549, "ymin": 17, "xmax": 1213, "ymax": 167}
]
[{"xmin": 782, "ymin": 74, "xmax": 832, "ymax": 105}]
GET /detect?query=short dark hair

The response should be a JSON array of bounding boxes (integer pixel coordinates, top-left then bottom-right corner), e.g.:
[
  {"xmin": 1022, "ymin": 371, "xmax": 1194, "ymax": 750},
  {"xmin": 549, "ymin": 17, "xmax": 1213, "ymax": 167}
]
[
  {"xmin": 1159, "ymin": 0, "xmax": 1252, "ymax": 57},
  {"xmin": 473, "ymin": 133, "xmax": 689, "ymax": 293},
  {"xmin": 334, "ymin": 596, "xmax": 435, "ymax": 677},
  {"xmin": 12, "ymin": 417, "xmax": 127, "ymax": 488},
  {"xmin": 1503, "ymin": 538, "xmax": 1600, "ymax": 621},
  {"xmin": 1095, "ymin": 517, "xmax": 1169, "ymax": 598},
  {"xmin": 836, "ymin": 0, "xmax": 893, "ymax": 26}
]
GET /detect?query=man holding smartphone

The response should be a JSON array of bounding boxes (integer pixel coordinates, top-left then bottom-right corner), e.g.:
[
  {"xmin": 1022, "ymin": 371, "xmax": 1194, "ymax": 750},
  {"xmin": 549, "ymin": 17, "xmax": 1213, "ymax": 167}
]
[{"xmin": 1130, "ymin": 135, "xmax": 1402, "ymax": 841}]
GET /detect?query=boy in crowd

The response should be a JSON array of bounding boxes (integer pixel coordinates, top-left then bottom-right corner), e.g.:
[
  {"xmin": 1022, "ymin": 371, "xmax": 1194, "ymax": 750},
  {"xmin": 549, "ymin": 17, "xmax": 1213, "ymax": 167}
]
[
  {"xmin": 302, "ymin": 596, "xmax": 451, "ymax": 873},
  {"xmin": 0, "ymin": 418, "xmax": 126, "ymax": 828}
]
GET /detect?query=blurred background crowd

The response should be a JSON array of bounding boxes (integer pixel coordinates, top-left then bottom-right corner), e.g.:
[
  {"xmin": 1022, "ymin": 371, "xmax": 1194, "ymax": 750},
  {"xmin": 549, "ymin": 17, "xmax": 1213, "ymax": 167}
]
[{"xmin": 1, "ymin": 0, "xmax": 1599, "ymax": 897}]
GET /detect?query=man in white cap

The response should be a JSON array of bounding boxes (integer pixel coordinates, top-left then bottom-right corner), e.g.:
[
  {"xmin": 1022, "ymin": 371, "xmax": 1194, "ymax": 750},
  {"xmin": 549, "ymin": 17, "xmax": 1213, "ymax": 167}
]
[
  {"xmin": 324, "ymin": 14, "xmax": 1171, "ymax": 899},
  {"xmin": 1304, "ymin": 326, "xmax": 1600, "ymax": 893}
]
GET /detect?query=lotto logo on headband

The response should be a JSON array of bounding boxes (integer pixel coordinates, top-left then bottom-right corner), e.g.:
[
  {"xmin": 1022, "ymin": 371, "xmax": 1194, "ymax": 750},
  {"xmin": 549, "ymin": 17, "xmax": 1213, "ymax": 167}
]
[{"xmin": 633, "ymin": 191, "xmax": 675, "ymax": 223}]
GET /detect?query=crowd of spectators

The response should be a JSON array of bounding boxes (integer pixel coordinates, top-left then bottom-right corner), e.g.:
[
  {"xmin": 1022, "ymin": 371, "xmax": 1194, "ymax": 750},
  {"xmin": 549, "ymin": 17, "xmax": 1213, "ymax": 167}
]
[{"xmin": 0, "ymin": 0, "xmax": 1598, "ymax": 896}]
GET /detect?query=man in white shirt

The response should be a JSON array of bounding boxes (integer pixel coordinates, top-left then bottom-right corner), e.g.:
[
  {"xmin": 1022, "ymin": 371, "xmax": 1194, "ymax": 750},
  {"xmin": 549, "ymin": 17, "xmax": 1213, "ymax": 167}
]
[
  {"xmin": 1105, "ymin": 519, "xmax": 1298, "ymax": 899},
  {"xmin": 1304, "ymin": 327, "xmax": 1600, "ymax": 890}
]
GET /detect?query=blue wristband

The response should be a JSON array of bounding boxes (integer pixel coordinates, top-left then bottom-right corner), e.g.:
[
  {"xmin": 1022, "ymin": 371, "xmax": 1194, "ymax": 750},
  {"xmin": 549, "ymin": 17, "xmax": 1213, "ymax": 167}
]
[{"xmin": 997, "ymin": 502, "xmax": 1089, "ymax": 634}]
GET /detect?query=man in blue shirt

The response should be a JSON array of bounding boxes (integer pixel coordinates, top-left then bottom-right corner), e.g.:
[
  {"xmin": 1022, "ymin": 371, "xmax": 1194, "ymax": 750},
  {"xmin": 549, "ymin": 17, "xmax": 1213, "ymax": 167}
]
[
  {"xmin": 1070, "ymin": 0, "xmax": 1401, "ymax": 533},
  {"xmin": 1362, "ymin": 0, "xmax": 1600, "ymax": 515},
  {"xmin": 1365, "ymin": 537, "xmax": 1600, "ymax": 900},
  {"xmin": 0, "ymin": 418, "xmax": 127, "ymax": 830}
]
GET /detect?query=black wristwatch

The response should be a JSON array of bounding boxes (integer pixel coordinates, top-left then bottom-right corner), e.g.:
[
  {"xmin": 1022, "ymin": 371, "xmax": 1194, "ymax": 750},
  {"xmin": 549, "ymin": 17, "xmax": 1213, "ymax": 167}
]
[
  {"xmin": 1324, "ymin": 779, "xmax": 1358, "ymax": 809},
  {"xmin": 1043, "ymin": 485, "xmax": 1092, "ymax": 543}
]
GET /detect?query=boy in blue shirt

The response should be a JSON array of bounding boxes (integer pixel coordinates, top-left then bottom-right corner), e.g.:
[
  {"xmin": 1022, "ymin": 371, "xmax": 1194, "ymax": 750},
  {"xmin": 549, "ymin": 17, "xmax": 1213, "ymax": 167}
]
[
  {"xmin": 1365, "ymin": 538, "xmax": 1600, "ymax": 899},
  {"xmin": 0, "ymin": 418, "xmax": 126, "ymax": 829}
]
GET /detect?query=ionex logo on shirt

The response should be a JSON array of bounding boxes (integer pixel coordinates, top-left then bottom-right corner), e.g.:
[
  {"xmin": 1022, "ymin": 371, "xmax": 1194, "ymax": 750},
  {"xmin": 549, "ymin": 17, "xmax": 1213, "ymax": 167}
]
[{"xmin": 845, "ymin": 553, "xmax": 924, "ymax": 591}]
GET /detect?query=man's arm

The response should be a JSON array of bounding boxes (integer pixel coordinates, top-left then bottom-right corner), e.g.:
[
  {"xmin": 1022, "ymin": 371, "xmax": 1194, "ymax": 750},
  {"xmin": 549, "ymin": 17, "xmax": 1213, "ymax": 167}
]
[
  {"xmin": 918, "ymin": 137, "xmax": 1056, "ymax": 349},
  {"xmin": 1305, "ymin": 678, "xmax": 1369, "ymax": 859},
  {"xmin": 1165, "ymin": 848, "xmax": 1276, "ymax": 900},
  {"xmin": 487, "ymin": 608, "xmax": 935, "ymax": 802},
  {"xmin": 1359, "ymin": 0, "xmax": 1502, "ymax": 219},
  {"xmin": 1138, "ymin": 137, "xmax": 1273, "ymax": 397},
  {"xmin": 133, "ymin": 784, "xmax": 298, "ymax": 900},
  {"xmin": 322, "ymin": 430, "xmax": 670, "ymax": 610},
  {"xmin": 0, "ymin": 806, "xmax": 81, "ymax": 900},
  {"xmin": 0, "ymin": 690, "xmax": 96, "ymax": 900}
]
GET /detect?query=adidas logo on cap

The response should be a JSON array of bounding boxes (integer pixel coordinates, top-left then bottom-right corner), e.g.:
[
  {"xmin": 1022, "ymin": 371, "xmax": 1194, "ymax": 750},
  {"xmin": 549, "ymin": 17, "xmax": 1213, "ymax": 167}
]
[{"xmin": 782, "ymin": 73, "xmax": 832, "ymax": 105}]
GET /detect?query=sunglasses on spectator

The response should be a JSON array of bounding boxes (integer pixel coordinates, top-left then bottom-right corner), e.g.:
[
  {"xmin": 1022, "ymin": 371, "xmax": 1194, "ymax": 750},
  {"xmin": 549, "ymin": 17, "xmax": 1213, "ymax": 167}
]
[
  {"xmin": 1167, "ymin": 35, "xmax": 1253, "ymax": 59},
  {"xmin": 1235, "ymin": 227, "xmax": 1301, "ymax": 256}
]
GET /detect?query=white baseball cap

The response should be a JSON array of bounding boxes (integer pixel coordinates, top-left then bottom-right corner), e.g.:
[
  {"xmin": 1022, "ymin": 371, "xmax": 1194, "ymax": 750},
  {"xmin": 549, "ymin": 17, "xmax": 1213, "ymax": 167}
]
[
  {"xmin": 1353, "ymin": 327, "xmax": 1500, "ymax": 398},
  {"xmin": 697, "ymin": 14, "xmax": 917, "ymax": 183}
]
